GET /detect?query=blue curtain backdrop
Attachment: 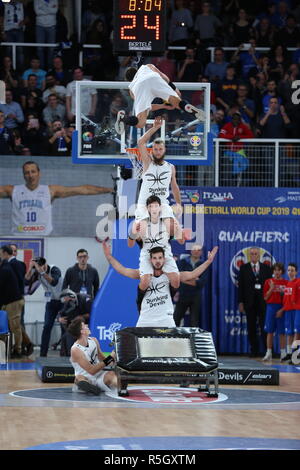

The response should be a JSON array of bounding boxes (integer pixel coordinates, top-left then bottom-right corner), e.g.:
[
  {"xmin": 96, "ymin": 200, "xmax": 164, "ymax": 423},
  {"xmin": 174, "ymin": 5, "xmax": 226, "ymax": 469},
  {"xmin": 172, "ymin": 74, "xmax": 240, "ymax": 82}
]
[{"xmin": 90, "ymin": 187, "xmax": 300, "ymax": 353}]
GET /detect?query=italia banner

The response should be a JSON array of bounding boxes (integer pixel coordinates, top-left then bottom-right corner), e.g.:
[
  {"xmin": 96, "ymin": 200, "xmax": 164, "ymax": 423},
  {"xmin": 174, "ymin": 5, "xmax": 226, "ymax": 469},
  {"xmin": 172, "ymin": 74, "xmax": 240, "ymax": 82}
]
[{"xmin": 169, "ymin": 187, "xmax": 300, "ymax": 354}]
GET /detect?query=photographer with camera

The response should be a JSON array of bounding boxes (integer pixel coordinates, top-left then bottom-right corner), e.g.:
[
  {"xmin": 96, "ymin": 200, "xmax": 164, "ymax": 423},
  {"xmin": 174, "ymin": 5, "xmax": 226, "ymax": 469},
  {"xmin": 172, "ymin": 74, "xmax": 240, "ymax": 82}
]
[
  {"xmin": 25, "ymin": 256, "xmax": 63, "ymax": 357},
  {"xmin": 47, "ymin": 119, "xmax": 71, "ymax": 156},
  {"xmin": 58, "ymin": 289, "xmax": 92, "ymax": 357}
]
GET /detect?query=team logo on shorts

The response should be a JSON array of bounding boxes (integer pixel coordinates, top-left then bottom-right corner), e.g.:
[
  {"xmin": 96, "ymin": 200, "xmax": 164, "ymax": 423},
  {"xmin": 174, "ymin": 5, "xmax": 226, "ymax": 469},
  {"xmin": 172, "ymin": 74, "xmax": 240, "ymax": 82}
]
[
  {"xmin": 189, "ymin": 135, "xmax": 201, "ymax": 147},
  {"xmin": 230, "ymin": 247, "xmax": 275, "ymax": 287},
  {"xmin": 82, "ymin": 131, "xmax": 94, "ymax": 142}
]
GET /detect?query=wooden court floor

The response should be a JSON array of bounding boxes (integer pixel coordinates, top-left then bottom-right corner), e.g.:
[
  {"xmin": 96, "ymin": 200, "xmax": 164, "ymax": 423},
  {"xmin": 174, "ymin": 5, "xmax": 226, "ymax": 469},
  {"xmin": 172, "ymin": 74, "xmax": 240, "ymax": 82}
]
[{"xmin": 1, "ymin": 353, "xmax": 300, "ymax": 451}]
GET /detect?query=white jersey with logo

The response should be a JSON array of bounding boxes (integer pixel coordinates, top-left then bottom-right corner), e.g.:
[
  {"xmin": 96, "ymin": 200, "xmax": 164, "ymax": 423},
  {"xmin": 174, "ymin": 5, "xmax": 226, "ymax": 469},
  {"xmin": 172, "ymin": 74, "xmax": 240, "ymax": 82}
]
[
  {"xmin": 129, "ymin": 65, "xmax": 179, "ymax": 116},
  {"xmin": 139, "ymin": 220, "xmax": 178, "ymax": 276},
  {"xmin": 137, "ymin": 273, "xmax": 176, "ymax": 327},
  {"xmin": 12, "ymin": 184, "xmax": 53, "ymax": 236},
  {"xmin": 70, "ymin": 337, "xmax": 110, "ymax": 392},
  {"xmin": 138, "ymin": 160, "xmax": 173, "ymax": 206}
]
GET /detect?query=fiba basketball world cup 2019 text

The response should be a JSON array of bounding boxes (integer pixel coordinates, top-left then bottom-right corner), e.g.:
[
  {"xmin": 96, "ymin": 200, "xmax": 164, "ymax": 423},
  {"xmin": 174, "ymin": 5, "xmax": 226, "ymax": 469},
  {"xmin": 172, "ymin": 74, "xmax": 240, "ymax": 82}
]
[{"xmin": 95, "ymin": 197, "xmax": 205, "ymax": 249}]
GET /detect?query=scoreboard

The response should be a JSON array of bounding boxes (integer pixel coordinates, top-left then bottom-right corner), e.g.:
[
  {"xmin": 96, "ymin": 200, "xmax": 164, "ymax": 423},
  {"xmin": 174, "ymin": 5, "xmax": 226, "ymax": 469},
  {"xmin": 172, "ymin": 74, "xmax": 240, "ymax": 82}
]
[{"xmin": 113, "ymin": 0, "xmax": 166, "ymax": 55}]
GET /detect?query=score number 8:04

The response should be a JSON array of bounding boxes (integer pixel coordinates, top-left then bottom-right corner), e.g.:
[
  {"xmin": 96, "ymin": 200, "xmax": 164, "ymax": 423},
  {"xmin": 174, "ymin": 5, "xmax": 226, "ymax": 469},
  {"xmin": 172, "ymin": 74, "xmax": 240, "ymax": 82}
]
[{"xmin": 128, "ymin": 0, "xmax": 162, "ymax": 11}]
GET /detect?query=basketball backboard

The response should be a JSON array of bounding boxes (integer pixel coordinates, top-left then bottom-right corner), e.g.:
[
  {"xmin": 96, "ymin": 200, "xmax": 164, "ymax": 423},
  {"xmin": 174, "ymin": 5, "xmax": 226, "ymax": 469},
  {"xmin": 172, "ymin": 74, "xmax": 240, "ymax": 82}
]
[{"xmin": 72, "ymin": 80, "xmax": 213, "ymax": 166}]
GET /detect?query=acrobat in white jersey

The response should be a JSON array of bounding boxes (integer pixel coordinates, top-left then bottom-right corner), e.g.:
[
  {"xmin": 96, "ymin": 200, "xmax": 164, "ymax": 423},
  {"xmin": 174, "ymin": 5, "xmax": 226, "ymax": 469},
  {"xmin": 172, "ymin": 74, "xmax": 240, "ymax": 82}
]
[{"xmin": 115, "ymin": 64, "xmax": 205, "ymax": 133}]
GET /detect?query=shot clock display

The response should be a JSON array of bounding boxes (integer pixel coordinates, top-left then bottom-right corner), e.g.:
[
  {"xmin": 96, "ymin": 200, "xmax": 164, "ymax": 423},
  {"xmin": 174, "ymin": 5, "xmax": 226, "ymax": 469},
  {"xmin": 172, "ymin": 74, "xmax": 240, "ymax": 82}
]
[{"xmin": 113, "ymin": 0, "xmax": 166, "ymax": 55}]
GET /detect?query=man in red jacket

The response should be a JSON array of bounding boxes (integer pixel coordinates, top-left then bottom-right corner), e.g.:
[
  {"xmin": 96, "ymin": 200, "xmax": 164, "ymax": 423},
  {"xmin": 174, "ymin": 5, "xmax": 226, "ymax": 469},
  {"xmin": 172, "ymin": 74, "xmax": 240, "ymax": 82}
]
[
  {"xmin": 282, "ymin": 263, "xmax": 300, "ymax": 364},
  {"xmin": 218, "ymin": 111, "xmax": 254, "ymax": 185}
]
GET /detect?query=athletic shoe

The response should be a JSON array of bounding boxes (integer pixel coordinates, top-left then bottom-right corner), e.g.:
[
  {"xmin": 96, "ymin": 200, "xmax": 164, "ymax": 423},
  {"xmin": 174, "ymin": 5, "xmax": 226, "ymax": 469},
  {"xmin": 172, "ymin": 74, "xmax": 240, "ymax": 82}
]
[
  {"xmin": 262, "ymin": 352, "xmax": 272, "ymax": 361},
  {"xmin": 77, "ymin": 380, "xmax": 101, "ymax": 395},
  {"xmin": 26, "ymin": 342, "xmax": 34, "ymax": 356},
  {"xmin": 281, "ymin": 353, "xmax": 292, "ymax": 361},
  {"xmin": 184, "ymin": 104, "xmax": 206, "ymax": 121},
  {"xmin": 115, "ymin": 110, "xmax": 125, "ymax": 134}
]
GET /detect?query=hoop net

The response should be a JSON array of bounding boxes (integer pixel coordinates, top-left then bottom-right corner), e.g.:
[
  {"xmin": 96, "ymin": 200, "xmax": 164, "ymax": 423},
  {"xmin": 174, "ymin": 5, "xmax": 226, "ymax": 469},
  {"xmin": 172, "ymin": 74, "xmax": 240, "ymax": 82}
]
[{"xmin": 126, "ymin": 147, "xmax": 152, "ymax": 179}]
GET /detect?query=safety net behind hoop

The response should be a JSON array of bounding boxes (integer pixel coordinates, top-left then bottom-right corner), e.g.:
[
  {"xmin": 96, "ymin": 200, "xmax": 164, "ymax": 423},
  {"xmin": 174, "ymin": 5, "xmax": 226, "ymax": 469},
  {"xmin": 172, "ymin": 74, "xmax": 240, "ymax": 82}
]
[{"xmin": 126, "ymin": 147, "xmax": 152, "ymax": 179}]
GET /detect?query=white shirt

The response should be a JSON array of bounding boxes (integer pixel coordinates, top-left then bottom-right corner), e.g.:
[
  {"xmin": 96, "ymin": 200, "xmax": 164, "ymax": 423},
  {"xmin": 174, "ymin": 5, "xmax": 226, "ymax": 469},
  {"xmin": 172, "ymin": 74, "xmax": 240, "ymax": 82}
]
[
  {"xmin": 66, "ymin": 80, "xmax": 97, "ymax": 116},
  {"xmin": 137, "ymin": 160, "xmax": 173, "ymax": 206},
  {"xmin": 70, "ymin": 338, "xmax": 100, "ymax": 380},
  {"xmin": 11, "ymin": 184, "xmax": 53, "ymax": 236},
  {"xmin": 34, "ymin": 0, "xmax": 58, "ymax": 28},
  {"xmin": 4, "ymin": 2, "xmax": 24, "ymax": 32},
  {"xmin": 137, "ymin": 274, "xmax": 176, "ymax": 327}
]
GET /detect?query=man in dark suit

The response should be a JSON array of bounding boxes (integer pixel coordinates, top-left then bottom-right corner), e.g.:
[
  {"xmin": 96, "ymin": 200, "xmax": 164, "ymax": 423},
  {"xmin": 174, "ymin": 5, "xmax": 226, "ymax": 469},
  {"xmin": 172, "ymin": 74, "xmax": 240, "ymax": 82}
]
[
  {"xmin": 9, "ymin": 243, "xmax": 34, "ymax": 356},
  {"xmin": 1, "ymin": 245, "xmax": 34, "ymax": 356},
  {"xmin": 238, "ymin": 246, "xmax": 273, "ymax": 357},
  {"xmin": 0, "ymin": 246, "xmax": 24, "ymax": 358}
]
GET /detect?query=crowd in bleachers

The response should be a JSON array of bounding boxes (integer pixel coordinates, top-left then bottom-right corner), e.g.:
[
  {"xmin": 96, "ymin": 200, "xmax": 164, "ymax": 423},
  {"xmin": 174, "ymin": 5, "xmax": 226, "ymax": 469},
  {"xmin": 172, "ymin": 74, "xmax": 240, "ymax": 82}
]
[{"xmin": 0, "ymin": 0, "xmax": 300, "ymax": 157}]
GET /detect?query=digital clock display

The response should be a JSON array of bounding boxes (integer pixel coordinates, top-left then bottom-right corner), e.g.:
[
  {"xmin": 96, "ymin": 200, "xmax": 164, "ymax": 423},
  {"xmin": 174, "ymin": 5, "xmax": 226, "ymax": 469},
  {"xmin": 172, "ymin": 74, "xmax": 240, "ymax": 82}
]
[{"xmin": 113, "ymin": 0, "xmax": 166, "ymax": 55}]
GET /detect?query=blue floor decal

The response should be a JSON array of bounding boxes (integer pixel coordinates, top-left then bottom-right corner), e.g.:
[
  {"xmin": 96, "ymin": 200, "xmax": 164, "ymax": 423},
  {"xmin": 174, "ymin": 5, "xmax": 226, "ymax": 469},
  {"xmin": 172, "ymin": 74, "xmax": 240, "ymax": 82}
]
[{"xmin": 26, "ymin": 436, "xmax": 300, "ymax": 450}]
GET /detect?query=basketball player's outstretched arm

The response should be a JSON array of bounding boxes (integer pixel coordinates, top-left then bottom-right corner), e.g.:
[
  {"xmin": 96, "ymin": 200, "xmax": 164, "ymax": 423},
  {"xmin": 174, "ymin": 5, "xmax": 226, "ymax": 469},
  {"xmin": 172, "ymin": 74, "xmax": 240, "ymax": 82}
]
[
  {"xmin": 0, "ymin": 185, "xmax": 13, "ymax": 199},
  {"xmin": 180, "ymin": 246, "xmax": 219, "ymax": 282},
  {"xmin": 49, "ymin": 185, "xmax": 114, "ymax": 199},
  {"xmin": 102, "ymin": 240, "xmax": 140, "ymax": 279},
  {"xmin": 137, "ymin": 117, "xmax": 163, "ymax": 169}
]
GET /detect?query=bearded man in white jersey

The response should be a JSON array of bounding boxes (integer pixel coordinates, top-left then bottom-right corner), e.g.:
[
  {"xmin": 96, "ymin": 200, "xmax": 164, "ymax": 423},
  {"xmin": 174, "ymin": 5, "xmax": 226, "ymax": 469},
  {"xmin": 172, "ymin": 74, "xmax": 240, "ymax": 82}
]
[
  {"xmin": 68, "ymin": 316, "xmax": 117, "ymax": 395},
  {"xmin": 115, "ymin": 63, "xmax": 204, "ymax": 133},
  {"xmin": 132, "ymin": 117, "xmax": 183, "ymax": 243},
  {"xmin": 102, "ymin": 240, "xmax": 218, "ymax": 328},
  {"xmin": 0, "ymin": 161, "xmax": 114, "ymax": 236}
]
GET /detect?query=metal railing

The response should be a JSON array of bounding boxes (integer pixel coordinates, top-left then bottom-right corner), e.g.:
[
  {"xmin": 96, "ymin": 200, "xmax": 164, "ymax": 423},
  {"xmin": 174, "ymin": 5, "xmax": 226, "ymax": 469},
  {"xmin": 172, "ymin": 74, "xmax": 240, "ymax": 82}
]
[{"xmin": 176, "ymin": 138, "xmax": 300, "ymax": 188}]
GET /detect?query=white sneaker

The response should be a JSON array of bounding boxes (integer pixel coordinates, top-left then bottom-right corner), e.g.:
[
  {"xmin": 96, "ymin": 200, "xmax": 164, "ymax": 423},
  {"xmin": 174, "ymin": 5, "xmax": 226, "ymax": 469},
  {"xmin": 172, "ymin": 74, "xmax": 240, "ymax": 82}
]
[
  {"xmin": 115, "ymin": 110, "xmax": 125, "ymax": 134},
  {"xmin": 262, "ymin": 352, "xmax": 272, "ymax": 361},
  {"xmin": 184, "ymin": 104, "xmax": 206, "ymax": 121}
]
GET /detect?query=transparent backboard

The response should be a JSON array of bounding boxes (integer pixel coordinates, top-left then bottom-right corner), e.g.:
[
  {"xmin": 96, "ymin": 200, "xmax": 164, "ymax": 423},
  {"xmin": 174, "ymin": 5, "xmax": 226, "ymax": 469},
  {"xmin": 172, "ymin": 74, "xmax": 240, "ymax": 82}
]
[{"xmin": 72, "ymin": 80, "xmax": 213, "ymax": 166}]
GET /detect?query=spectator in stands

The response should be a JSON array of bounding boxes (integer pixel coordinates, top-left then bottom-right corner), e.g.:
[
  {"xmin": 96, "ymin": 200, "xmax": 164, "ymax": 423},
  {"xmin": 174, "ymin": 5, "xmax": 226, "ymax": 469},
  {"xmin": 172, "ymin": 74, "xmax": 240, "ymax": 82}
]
[
  {"xmin": 229, "ymin": 8, "xmax": 254, "ymax": 45},
  {"xmin": 254, "ymin": 16, "xmax": 274, "ymax": 47},
  {"xmin": 269, "ymin": 44, "xmax": 290, "ymax": 81},
  {"xmin": 0, "ymin": 89, "xmax": 24, "ymax": 130},
  {"xmin": 168, "ymin": 0, "xmax": 193, "ymax": 47},
  {"xmin": 42, "ymin": 73, "xmax": 66, "ymax": 105},
  {"xmin": 46, "ymin": 119, "xmax": 71, "ymax": 156},
  {"xmin": 42, "ymin": 94, "xmax": 66, "ymax": 130},
  {"xmin": 21, "ymin": 113, "xmax": 47, "ymax": 156},
  {"xmin": 261, "ymin": 79, "xmax": 282, "ymax": 114},
  {"xmin": 272, "ymin": 1, "xmax": 290, "ymax": 29},
  {"xmin": 214, "ymin": 107, "xmax": 225, "ymax": 130},
  {"xmin": 0, "ymin": 56, "xmax": 20, "ymax": 92},
  {"xmin": 193, "ymin": 1, "xmax": 222, "ymax": 47},
  {"xmin": 220, "ymin": 0, "xmax": 241, "ymax": 28},
  {"xmin": 235, "ymin": 83, "xmax": 256, "ymax": 124},
  {"xmin": 258, "ymin": 97, "xmax": 291, "ymax": 138},
  {"xmin": 216, "ymin": 64, "xmax": 240, "ymax": 112},
  {"xmin": 278, "ymin": 64, "xmax": 300, "ymax": 137},
  {"xmin": 0, "ymin": 0, "xmax": 26, "ymax": 69},
  {"xmin": 274, "ymin": 15, "xmax": 300, "ymax": 47},
  {"xmin": 34, "ymin": 0, "xmax": 58, "ymax": 69},
  {"xmin": 219, "ymin": 110, "xmax": 254, "ymax": 148},
  {"xmin": 177, "ymin": 46, "xmax": 203, "ymax": 82},
  {"xmin": 11, "ymin": 128, "xmax": 31, "ymax": 156},
  {"xmin": 255, "ymin": 54, "xmax": 271, "ymax": 82},
  {"xmin": 231, "ymin": 38, "xmax": 260, "ymax": 78},
  {"xmin": 66, "ymin": 66, "xmax": 97, "ymax": 124},
  {"xmin": 22, "ymin": 57, "xmax": 46, "ymax": 90},
  {"xmin": 0, "ymin": 110, "xmax": 13, "ymax": 155},
  {"xmin": 81, "ymin": 0, "xmax": 107, "ymax": 43},
  {"xmin": 20, "ymin": 73, "xmax": 43, "ymax": 110},
  {"xmin": 48, "ymin": 56, "xmax": 72, "ymax": 87},
  {"xmin": 204, "ymin": 47, "xmax": 229, "ymax": 82},
  {"xmin": 152, "ymin": 50, "xmax": 177, "ymax": 83}
]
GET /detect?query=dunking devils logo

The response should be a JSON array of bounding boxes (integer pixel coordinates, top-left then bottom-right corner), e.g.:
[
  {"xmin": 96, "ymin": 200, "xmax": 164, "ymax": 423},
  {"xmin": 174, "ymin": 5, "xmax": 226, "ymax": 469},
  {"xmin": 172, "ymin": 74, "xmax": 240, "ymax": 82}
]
[
  {"xmin": 144, "ymin": 171, "xmax": 169, "ymax": 187},
  {"xmin": 89, "ymin": 344, "xmax": 98, "ymax": 365},
  {"xmin": 146, "ymin": 282, "xmax": 166, "ymax": 296},
  {"xmin": 144, "ymin": 231, "xmax": 165, "ymax": 248}
]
